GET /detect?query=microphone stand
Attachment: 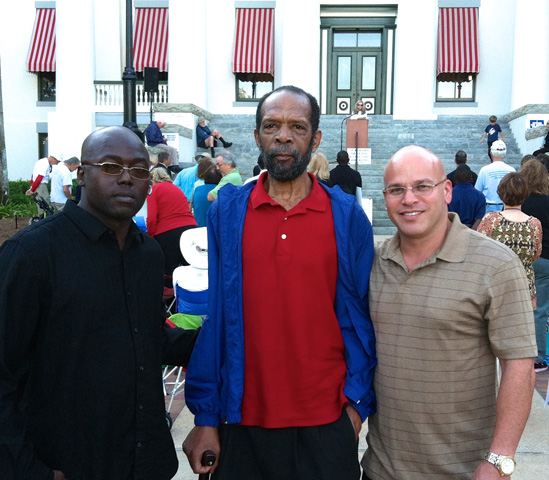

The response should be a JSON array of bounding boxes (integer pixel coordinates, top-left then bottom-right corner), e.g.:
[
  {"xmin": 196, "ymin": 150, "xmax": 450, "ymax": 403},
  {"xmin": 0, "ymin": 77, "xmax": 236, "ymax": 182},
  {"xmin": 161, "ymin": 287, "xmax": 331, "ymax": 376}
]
[{"xmin": 340, "ymin": 114, "xmax": 354, "ymax": 150}]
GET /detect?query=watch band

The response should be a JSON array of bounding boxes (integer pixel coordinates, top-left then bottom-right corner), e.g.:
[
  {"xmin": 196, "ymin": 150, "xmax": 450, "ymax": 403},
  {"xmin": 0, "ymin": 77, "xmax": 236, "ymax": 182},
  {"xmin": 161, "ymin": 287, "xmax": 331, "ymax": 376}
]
[{"xmin": 484, "ymin": 451, "xmax": 516, "ymax": 476}]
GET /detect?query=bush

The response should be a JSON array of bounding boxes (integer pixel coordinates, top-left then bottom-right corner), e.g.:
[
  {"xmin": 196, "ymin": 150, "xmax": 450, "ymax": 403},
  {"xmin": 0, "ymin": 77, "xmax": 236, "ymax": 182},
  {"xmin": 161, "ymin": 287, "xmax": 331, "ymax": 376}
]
[{"xmin": 0, "ymin": 182, "xmax": 38, "ymax": 218}]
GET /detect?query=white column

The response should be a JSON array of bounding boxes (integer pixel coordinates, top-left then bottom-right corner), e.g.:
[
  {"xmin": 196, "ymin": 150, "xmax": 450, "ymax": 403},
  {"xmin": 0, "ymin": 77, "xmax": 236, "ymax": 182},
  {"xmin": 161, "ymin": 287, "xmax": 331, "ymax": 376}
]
[
  {"xmin": 48, "ymin": 0, "xmax": 96, "ymax": 159},
  {"xmin": 277, "ymin": 0, "xmax": 320, "ymax": 98},
  {"xmin": 392, "ymin": 0, "xmax": 438, "ymax": 119},
  {"xmin": 510, "ymin": 1, "xmax": 549, "ymax": 109},
  {"xmin": 168, "ymin": 1, "xmax": 207, "ymax": 105}
]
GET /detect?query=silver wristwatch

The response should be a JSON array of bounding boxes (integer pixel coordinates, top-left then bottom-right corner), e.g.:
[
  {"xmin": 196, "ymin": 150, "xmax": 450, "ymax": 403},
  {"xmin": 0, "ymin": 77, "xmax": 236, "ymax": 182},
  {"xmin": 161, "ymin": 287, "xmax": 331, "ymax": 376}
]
[{"xmin": 484, "ymin": 451, "xmax": 516, "ymax": 476}]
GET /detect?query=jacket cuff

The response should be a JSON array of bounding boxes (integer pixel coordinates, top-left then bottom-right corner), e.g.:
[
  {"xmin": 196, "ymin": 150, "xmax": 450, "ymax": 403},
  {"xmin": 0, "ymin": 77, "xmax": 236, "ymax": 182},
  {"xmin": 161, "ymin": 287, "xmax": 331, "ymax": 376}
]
[{"xmin": 194, "ymin": 413, "xmax": 221, "ymax": 428}]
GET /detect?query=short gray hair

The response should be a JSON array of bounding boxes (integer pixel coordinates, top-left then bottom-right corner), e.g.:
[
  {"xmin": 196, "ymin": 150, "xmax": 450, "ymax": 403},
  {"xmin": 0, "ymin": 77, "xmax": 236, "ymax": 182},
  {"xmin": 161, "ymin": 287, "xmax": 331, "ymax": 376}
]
[
  {"xmin": 218, "ymin": 150, "xmax": 236, "ymax": 168},
  {"xmin": 65, "ymin": 156, "xmax": 80, "ymax": 166}
]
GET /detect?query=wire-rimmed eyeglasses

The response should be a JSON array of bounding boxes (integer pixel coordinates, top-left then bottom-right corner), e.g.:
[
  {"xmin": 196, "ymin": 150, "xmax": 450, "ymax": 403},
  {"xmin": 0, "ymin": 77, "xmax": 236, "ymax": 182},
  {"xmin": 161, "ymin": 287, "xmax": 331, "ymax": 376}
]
[
  {"xmin": 383, "ymin": 179, "xmax": 447, "ymax": 198},
  {"xmin": 84, "ymin": 162, "xmax": 151, "ymax": 180}
]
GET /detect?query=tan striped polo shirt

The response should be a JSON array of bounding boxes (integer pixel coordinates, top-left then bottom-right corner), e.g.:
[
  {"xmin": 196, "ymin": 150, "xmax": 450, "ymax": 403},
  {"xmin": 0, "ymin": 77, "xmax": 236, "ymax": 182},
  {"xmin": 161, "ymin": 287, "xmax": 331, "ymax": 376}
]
[{"xmin": 362, "ymin": 213, "xmax": 537, "ymax": 480}]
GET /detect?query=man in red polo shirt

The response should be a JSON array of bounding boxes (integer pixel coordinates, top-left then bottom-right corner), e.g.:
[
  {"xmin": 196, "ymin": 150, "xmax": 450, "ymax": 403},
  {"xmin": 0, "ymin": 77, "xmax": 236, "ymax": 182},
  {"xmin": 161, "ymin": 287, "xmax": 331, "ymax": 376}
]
[{"xmin": 183, "ymin": 86, "xmax": 377, "ymax": 480}]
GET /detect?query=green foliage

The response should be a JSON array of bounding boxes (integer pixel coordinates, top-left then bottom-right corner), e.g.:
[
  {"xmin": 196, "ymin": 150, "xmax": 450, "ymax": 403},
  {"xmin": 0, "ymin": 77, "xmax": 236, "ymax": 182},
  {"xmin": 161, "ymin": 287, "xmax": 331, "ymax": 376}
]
[{"xmin": 0, "ymin": 181, "xmax": 38, "ymax": 218}]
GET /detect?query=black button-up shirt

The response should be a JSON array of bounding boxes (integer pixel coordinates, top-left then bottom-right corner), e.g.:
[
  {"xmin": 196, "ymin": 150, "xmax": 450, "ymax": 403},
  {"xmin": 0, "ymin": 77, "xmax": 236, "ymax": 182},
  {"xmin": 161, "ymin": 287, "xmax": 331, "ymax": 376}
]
[{"xmin": 0, "ymin": 200, "xmax": 197, "ymax": 479}]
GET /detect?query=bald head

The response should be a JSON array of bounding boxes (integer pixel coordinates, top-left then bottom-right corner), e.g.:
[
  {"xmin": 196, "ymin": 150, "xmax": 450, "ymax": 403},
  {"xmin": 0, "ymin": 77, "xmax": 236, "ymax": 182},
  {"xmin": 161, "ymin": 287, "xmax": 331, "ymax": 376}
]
[
  {"xmin": 81, "ymin": 126, "xmax": 149, "ymax": 165},
  {"xmin": 383, "ymin": 146, "xmax": 452, "ymax": 251},
  {"xmin": 385, "ymin": 146, "xmax": 446, "ymax": 185},
  {"xmin": 77, "ymin": 126, "xmax": 151, "ymax": 237}
]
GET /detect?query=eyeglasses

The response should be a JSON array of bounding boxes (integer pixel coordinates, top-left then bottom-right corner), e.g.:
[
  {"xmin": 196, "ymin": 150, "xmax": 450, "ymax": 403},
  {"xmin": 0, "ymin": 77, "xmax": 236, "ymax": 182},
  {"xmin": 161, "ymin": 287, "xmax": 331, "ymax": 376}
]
[
  {"xmin": 383, "ymin": 179, "xmax": 447, "ymax": 198},
  {"xmin": 85, "ymin": 162, "xmax": 150, "ymax": 180}
]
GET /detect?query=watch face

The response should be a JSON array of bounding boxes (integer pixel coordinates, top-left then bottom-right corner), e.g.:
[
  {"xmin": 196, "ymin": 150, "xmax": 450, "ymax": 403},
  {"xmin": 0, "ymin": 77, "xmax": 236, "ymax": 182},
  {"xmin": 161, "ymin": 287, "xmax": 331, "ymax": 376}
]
[{"xmin": 501, "ymin": 457, "xmax": 515, "ymax": 475}]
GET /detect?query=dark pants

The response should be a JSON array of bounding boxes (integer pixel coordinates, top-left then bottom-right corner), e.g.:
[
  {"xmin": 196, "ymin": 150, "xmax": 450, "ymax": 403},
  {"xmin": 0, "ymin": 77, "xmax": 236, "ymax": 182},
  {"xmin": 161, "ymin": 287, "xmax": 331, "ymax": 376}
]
[
  {"xmin": 487, "ymin": 140, "xmax": 494, "ymax": 162},
  {"xmin": 153, "ymin": 225, "xmax": 196, "ymax": 285},
  {"xmin": 212, "ymin": 410, "xmax": 360, "ymax": 480}
]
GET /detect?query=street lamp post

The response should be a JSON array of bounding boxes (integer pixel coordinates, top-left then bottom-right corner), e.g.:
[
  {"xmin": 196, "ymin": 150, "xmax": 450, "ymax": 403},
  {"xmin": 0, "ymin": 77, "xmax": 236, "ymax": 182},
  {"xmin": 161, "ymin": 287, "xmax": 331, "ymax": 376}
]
[{"xmin": 122, "ymin": 0, "xmax": 143, "ymax": 141}]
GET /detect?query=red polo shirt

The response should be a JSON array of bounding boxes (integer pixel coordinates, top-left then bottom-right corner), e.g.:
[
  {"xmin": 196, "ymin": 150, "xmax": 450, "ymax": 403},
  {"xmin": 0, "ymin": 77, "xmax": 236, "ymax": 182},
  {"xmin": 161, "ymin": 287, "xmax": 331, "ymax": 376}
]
[{"xmin": 240, "ymin": 173, "xmax": 347, "ymax": 428}]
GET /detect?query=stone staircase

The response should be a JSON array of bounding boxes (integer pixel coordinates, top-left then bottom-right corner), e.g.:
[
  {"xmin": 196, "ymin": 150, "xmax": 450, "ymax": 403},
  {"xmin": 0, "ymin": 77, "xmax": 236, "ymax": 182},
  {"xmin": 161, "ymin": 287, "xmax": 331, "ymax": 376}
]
[{"xmin": 211, "ymin": 113, "xmax": 522, "ymax": 235}]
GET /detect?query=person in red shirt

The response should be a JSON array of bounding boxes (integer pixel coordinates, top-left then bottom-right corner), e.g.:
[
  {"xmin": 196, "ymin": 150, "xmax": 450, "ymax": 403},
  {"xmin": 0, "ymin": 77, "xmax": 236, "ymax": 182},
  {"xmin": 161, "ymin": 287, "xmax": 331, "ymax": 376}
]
[
  {"xmin": 147, "ymin": 168, "xmax": 197, "ymax": 285},
  {"xmin": 183, "ymin": 86, "xmax": 376, "ymax": 480}
]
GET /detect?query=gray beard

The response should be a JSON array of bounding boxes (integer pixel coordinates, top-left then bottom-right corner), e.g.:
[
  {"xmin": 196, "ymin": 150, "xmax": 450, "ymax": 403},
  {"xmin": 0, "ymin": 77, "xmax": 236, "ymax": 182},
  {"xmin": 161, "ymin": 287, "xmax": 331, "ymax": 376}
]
[{"xmin": 263, "ymin": 145, "xmax": 313, "ymax": 182}]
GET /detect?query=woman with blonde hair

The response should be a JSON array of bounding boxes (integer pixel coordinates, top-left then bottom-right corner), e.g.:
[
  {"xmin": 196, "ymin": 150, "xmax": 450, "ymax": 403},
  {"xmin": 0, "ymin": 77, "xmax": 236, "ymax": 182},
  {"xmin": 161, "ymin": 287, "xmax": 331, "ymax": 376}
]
[
  {"xmin": 521, "ymin": 159, "xmax": 549, "ymax": 372},
  {"xmin": 308, "ymin": 152, "xmax": 332, "ymax": 187},
  {"xmin": 352, "ymin": 100, "xmax": 367, "ymax": 118}
]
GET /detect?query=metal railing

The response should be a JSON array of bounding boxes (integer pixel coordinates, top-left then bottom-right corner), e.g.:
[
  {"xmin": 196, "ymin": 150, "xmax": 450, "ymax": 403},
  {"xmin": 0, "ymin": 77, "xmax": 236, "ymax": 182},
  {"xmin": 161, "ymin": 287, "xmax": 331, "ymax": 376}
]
[{"xmin": 94, "ymin": 81, "xmax": 168, "ymax": 111}]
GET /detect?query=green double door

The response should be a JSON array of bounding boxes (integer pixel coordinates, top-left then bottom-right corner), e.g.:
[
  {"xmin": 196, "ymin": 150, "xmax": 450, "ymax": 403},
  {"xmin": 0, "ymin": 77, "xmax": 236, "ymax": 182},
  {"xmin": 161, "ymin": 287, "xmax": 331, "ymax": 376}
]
[{"xmin": 332, "ymin": 50, "xmax": 382, "ymax": 115}]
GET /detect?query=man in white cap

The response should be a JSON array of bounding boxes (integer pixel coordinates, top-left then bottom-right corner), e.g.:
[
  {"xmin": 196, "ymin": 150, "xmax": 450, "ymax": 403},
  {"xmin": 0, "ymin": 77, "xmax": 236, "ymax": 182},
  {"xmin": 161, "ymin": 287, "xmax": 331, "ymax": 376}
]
[
  {"xmin": 475, "ymin": 140, "xmax": 515, "ymax": 212},
  {"xmin": 25, "ymin": 153, "xmax": 63, "ymax": 216},
  {"xmin": 196, "ymin": 117, "xmax": 232, "ymax": 157}
]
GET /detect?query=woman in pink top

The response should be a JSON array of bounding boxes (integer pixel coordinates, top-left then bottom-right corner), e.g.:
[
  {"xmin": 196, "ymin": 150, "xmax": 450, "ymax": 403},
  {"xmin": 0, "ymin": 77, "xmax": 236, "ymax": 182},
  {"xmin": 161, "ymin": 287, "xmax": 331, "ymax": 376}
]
[{"xmin": 147, "ymin": 168, "xmax": 197, "ymax": 285}]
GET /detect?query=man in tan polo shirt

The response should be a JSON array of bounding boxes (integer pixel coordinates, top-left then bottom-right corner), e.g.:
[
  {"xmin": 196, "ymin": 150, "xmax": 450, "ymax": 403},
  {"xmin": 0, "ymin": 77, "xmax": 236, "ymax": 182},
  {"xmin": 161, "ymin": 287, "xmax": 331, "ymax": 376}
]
[{"xmin": 362, "ymin": 146, "xmax": 536, "ymax": 480}]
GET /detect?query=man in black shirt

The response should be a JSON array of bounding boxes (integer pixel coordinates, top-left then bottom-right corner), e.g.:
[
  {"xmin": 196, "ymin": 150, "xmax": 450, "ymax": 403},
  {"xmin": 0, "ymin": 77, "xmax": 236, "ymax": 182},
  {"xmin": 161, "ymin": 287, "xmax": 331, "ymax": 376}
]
[
  {"xmin": 329, "ymin": 150, "xmax": 362, "ymax": 195},
  {"xmin": 0, "ymin": 126, "xmax": 198, "ymax": 479},
  {"xmin": 446, "ymin": 150, "xmax": 478, "ymax": 187}
]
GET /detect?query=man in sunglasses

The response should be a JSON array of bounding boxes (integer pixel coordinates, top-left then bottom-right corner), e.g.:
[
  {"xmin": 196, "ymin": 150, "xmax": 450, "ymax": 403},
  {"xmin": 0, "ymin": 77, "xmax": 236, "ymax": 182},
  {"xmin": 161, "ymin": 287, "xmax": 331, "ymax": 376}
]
[
  {"xmin": 361, "ymin": 145, "xmax": 536, "ymax": 480},
  {"xmin": 0, "ymin": 126, "xmax": 198, "ymax": 479}
]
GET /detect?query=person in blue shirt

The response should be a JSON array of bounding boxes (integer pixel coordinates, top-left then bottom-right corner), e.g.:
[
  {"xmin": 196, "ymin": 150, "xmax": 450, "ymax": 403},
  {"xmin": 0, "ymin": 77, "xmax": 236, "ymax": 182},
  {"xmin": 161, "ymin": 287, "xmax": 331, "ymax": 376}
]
[
  {"xmin": 480, "ymin": 115, "xmax": 506, "ymax": 162},
  {"xmin": 448, "ymin": 164, "xmax": 486, "ymax": 229},
  {"xmin": 144, "ymin": 118, "xmax": 179, "ymax": 167}
]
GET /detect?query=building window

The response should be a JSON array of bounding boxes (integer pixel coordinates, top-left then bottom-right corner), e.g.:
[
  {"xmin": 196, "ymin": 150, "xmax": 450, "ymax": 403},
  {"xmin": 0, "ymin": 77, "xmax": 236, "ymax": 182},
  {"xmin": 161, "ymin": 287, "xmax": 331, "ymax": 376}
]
[
  {"xmin": 436, "ymin": 76, "xmax": 475, "ymax": 101},
  {"xmin": 38, "ymin": 72, "xmax": 56, "ymax": 101},
  {"xmin": 236, "ymin": 79, "xmax": 273, "ymax": 101},
  {"xmin": 38, "ymin": 133, "xmax": 48, "ymax": 159}
]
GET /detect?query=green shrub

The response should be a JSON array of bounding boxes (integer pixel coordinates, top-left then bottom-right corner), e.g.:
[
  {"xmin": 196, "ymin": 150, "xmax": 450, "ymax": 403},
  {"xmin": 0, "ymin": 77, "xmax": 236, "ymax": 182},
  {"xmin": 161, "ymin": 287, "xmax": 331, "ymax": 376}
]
[{"xmin": 0, "ymin": 181, "xmax": 38, "ymax": 218}]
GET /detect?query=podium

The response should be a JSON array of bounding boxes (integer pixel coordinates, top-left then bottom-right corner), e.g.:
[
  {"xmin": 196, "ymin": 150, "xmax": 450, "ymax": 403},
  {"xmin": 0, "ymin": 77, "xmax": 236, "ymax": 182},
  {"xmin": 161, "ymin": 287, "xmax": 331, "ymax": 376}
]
[
  {"xmin": 346, "ymin": 118, "xmax": 369, "ymax": 149},
  {"xmin": 346, "ymin": 118, "xmax": 370, "ymax": 166}
]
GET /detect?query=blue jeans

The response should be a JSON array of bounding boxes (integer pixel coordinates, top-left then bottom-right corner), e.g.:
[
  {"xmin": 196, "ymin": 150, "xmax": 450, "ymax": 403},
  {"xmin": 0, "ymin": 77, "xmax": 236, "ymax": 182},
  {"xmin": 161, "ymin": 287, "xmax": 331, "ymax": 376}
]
[{"xmin": 533, "ymin": 257, "xmax": 549, "ymax": 362}]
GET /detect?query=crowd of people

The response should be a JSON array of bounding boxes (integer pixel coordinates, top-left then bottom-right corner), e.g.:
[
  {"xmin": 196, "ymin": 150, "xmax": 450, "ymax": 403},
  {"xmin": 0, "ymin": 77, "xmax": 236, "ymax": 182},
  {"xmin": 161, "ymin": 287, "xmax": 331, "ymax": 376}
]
[{"xmin": 1, "ymin": 89, "xmax": 547, "ymax": 480}]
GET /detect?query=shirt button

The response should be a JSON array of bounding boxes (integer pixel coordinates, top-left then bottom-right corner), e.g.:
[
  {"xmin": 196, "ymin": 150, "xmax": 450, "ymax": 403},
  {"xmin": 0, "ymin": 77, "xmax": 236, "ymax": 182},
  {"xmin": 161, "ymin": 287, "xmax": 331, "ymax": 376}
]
[
  {"xmin": 139, "ymin": 365, "xmax": 145, "ymax": 371},
  {"xmin": 137, "ymin": 442, "xmax": 142, "ymax": 448},
  {"xmin": 134, "ymin": 327, "xmax": 139, "ymax": 333},
  {"xmin": 281, "ymin": 234, "xmax": 287, "ymax": 239},
  {"xmin": 284, "ymin": 217, "xmax": 288, "ymax": 220},
  {"xmin": 139, "ymin": 404, "xmax": 144, "ymax": 410}
]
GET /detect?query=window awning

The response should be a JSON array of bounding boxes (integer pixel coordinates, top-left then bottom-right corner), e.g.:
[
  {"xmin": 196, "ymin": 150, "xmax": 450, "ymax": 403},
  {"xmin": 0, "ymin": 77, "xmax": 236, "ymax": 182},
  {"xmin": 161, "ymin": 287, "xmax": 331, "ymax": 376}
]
[
  {"xmin": 27, "ymin": 8, "xmax": 56, "ymax": 72},
  {"xmin": 437, "ymin": 7, "xmax": 479, "ymax": 82},
  {"xmin": 233, "ymin": 8, "xmax": 274, "ymax": 82},
  {"xmin": 133, "ymin": 8, "xmax": 169, "ymax": 72}
]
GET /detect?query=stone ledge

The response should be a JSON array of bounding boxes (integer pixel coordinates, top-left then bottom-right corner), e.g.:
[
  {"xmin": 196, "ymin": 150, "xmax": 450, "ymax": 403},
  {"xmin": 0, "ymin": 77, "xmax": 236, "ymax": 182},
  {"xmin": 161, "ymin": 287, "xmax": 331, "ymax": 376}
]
[
  {"xmin": 505, "ymin": 104, "xmax": 549, "ymax": 123},
  {"xmin": 526, "ymin": 125, "xmax": 548, "ymax": 141},
  {"xmin": 152, "ymin": 103, "xmax": 212, "ymax": 121}
]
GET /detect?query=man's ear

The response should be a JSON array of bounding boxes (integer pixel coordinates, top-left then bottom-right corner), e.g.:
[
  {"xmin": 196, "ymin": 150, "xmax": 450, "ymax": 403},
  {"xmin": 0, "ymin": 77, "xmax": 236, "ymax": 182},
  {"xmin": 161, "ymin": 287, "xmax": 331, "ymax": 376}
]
[
  {"xmin": 77, "ymin": 166, "xmax": 85, "ymax": 186},
  {"xmin": 254, "ymin": 130, "xmax": 262, "ymax": 150},
  {"xmin": 311, "ymin": 130, "xmax": 322, "ymax": 153}
]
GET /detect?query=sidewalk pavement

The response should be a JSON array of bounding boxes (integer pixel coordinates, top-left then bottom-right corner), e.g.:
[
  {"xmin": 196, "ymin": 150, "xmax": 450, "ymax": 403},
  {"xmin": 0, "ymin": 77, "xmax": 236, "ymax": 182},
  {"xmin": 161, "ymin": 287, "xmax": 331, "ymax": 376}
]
[{"xmin": 170, "ymin": 388, "xmax": 548, "ymax": 479}]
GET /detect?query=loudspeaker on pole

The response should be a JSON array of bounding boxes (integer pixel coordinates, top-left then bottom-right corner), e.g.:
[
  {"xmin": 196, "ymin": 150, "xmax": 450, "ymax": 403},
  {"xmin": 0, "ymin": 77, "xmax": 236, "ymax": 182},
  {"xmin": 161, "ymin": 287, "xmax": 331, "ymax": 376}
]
[{"xmin": 144, "ymin": 67, "xmax": 159, "ymax": 93}]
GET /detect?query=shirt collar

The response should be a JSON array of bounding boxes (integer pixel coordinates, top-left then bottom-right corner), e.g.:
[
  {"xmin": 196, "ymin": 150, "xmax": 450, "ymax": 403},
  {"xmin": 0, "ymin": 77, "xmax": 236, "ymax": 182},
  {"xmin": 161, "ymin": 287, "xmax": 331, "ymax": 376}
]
[
  {"xmin": 249, "ymin": 172, "xmax": 328, "ymax": 213},
  {"xmin": 63, "ymin": 200, "xmax": 145, "ymax": 245}
]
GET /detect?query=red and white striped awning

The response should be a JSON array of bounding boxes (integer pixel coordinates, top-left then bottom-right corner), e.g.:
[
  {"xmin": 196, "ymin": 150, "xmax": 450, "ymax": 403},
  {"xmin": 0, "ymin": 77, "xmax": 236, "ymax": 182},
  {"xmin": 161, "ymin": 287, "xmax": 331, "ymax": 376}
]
[
  {"xmin": 233, "ymin": 8, "xmax": 274, "ymax": 82},
  {"xmin": 27, "ymin": 8, "xmax": 56, "ymax": 72},
  {"xmin": 133, "ymin": 8, "xmax": 169, "ymax": 72},
  {"xmin": 437, "ymin": 7, "xmax": 479, "ymax": 82}
]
